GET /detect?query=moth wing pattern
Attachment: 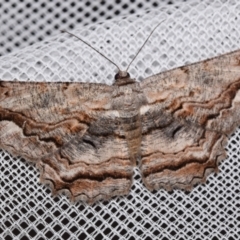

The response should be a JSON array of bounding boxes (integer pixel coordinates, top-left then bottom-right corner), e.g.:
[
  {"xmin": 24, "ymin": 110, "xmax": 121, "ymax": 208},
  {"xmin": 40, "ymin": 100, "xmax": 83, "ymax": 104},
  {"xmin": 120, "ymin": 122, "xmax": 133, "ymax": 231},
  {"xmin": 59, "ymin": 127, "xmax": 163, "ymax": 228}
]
[
  {"xmin": 1, "ymin": 50, "xmax": 240, "ymax": 203},
  {"xmin": 140, "ymin": 50, "xmax": 240, "ymax": 191},
  {"xmin": 0, "ymin": 81, "xmax": 133, "ymax": 203}
]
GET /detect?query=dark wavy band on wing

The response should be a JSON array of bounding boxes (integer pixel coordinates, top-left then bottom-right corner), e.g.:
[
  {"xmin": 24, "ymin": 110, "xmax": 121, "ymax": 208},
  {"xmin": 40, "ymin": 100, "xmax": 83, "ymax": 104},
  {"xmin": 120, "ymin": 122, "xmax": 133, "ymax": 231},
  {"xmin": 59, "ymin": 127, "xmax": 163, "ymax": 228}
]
[{"xmin": 0, "ymin": 80, "xmax": 135, "ymax": 203}]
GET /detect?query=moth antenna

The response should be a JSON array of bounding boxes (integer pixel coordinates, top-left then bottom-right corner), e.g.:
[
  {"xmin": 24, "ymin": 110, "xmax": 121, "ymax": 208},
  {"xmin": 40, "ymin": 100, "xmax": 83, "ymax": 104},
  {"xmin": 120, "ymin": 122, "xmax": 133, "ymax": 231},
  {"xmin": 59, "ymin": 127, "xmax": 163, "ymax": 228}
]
[
  {"xmin": 125, "ymin": 20, "xmax": 165, "ymax": 72},
  {"xmin": 61, "ymin": 29, "xmax": 121, "ymax": 72}
]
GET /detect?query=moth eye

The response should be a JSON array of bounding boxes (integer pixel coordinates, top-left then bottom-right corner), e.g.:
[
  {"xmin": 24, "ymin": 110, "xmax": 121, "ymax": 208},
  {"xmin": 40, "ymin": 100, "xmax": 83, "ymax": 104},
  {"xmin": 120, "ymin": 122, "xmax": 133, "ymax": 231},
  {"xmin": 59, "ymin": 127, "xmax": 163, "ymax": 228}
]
[{"xmin": 114, "ymin": 73, "xmax": 119, "ymax": 80}]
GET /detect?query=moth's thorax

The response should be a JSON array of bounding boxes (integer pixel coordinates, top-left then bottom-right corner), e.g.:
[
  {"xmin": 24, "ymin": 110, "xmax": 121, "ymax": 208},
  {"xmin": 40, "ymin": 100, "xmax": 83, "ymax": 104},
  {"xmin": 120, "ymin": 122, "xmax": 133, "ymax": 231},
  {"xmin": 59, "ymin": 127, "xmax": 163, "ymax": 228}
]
[{"xmin": 112, "ymin": 81, "xmax": 146, "ymax": 113}]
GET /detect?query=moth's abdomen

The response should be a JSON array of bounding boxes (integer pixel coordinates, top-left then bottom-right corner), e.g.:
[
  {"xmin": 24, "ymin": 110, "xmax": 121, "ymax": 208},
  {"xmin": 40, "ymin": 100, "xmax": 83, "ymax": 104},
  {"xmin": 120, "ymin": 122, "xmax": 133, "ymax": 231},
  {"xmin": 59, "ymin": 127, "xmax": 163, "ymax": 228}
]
[{"xmin": 122, "ymin": 113, "xmax": 142, "ymax": 165}]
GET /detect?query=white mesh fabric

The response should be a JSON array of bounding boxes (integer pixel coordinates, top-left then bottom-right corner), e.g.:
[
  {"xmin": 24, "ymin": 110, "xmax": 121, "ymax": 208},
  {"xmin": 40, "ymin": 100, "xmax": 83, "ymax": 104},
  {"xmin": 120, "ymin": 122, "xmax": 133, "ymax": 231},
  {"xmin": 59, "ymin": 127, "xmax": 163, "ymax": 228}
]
[
  {"xmin": 0, "ymin": 0, "xmax": 167, "ymax": 57},
  {"xmin": 0, "ymin": 1, "xmax": 239, "ymax": 240}
]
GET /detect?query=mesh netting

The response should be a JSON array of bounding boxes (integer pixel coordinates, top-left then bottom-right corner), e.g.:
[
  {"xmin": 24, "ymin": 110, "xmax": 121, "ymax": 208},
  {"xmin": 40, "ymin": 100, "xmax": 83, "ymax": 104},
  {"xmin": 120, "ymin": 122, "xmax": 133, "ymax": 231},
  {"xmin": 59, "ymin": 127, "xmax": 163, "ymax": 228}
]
[
  {"xmin": 0, "ymin": 0, "xmax": 166, "ymax": 57},
  {"xmin": 0, "ymin": 1, "xmax": 239, "ymax": 240}
]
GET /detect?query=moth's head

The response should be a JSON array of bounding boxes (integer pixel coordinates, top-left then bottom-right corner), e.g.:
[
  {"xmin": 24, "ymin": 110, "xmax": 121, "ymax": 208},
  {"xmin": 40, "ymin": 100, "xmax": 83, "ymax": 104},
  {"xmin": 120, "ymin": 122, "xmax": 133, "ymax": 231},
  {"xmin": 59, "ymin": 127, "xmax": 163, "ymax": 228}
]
[
  {"xmin": 115, "ymin": 70, "xmax": 130, "ymax": 79},
  {"xmin": 114, "ymin": 70, "xmax": 135, "ymax": 86}
]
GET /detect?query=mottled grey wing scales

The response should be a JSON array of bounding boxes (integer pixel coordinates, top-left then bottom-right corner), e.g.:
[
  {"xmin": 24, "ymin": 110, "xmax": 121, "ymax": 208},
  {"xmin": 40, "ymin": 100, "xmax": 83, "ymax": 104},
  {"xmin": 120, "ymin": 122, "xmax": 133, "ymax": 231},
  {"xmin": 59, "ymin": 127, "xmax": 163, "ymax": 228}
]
[
  {"xmin": 0, "ymin": 82, "xmax": 133, "ymax": 204},
  {"xmin": 140, "ymin": 50, "xmax": 240, "ymax": 191}
]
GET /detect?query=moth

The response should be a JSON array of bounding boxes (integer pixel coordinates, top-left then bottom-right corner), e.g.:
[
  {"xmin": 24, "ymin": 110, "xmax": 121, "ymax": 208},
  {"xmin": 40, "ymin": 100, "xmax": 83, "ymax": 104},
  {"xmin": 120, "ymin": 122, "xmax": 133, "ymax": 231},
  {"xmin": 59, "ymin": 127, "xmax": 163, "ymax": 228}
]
[{"xmin": 0, "ymin": 24, "xmax": 240, "ymax": 204}]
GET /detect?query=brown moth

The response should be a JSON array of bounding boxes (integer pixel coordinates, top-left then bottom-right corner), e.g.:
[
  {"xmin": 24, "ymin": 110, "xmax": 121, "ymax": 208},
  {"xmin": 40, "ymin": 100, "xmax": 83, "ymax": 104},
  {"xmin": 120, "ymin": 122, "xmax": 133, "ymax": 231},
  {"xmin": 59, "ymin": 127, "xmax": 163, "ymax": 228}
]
[{"xmin": 0, "ymin": 25, "xmax": 240, "ymax": 204}]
